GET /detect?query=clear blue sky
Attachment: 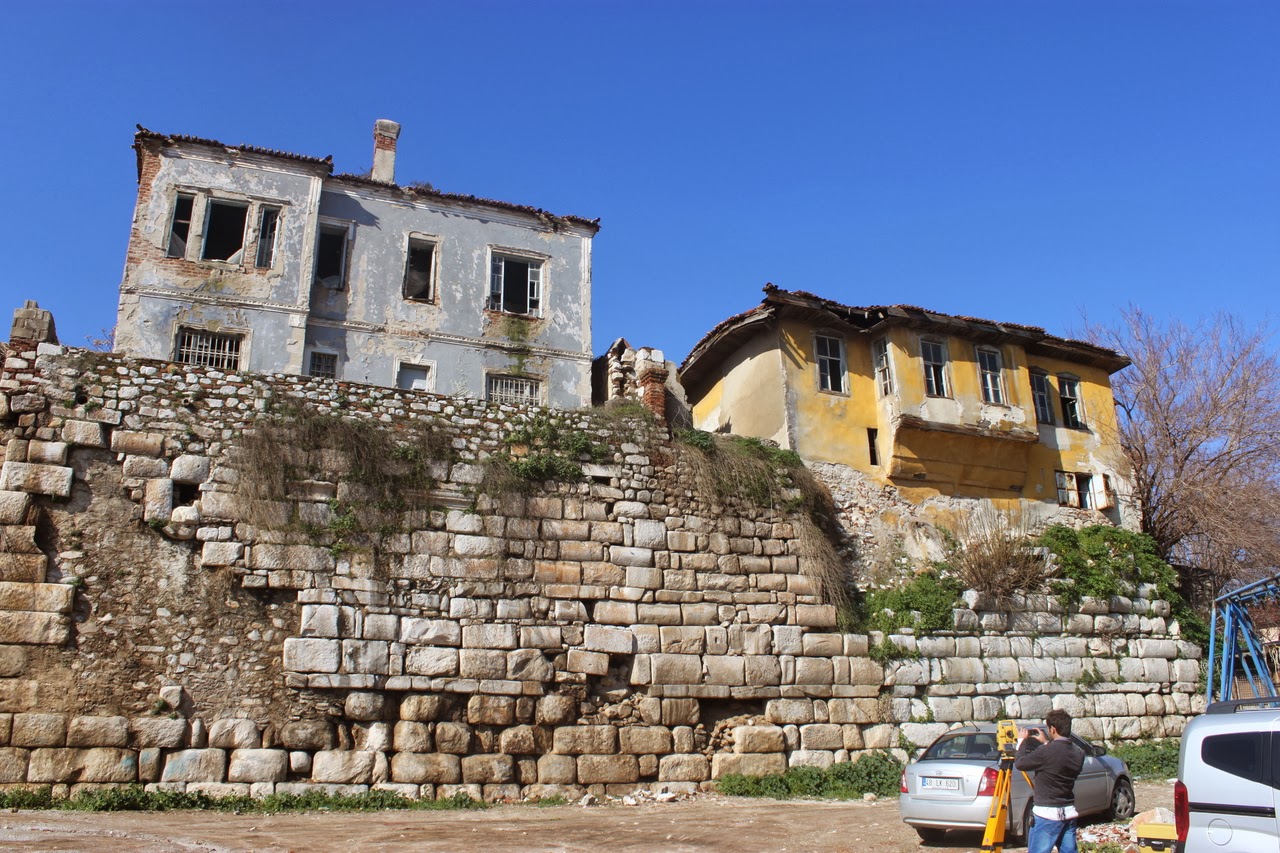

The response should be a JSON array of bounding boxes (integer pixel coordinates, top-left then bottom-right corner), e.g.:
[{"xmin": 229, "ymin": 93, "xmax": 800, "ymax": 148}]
[{"xmin": 1, "ymin": 1, "xmax": 1276, "ymax": 362}]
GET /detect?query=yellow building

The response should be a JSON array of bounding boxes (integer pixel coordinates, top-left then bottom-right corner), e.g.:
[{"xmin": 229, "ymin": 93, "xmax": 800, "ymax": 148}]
[{"xmin": 680, "ymin": 286, "xmax": 1132, "ymax": 523}]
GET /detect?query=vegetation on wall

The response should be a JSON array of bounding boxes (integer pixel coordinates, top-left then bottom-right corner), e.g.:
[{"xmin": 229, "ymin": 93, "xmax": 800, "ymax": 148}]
[
  {"xmin": 852, "ymin": 570, "xmax": 962, "ymax": 635},
  {"xmin": 717, "ymin": 752, "xmax": 904, "ymax": 799},
  {"xmin": 941, "ymin": 507, "xmax": 1045, "ymax": 598},
  {"xmin": 481, "ymin": 412, "xmax": 605, "ymax": 493},
  {"xmin": 0, "ymin": 785, "xmax": 486, "ymax": 813}
]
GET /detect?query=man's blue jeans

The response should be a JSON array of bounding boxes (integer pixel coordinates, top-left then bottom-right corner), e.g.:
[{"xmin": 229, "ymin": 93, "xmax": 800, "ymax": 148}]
[{"xmin": 1027, "ymin": 813, "xmax": 1078, "ymax": 853}]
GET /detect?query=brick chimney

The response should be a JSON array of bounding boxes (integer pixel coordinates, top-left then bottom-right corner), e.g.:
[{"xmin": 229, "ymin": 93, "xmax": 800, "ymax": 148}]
[{"xmin": 371, "ymin": 119, "xmax": 401, "ymax": 184}]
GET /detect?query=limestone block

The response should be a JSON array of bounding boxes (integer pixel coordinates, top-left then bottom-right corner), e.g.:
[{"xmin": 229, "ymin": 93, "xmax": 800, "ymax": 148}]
[
  {"xmin": 289, "ymin": 752, "xmax": 312, "ymax": 776},
  {"xmin": 462, "ymin": 623, "xmax": 518, "ymax": 650},
  {"xmin": 706, "ymin": 656, "xmax": 746, "ymax": 687},
  {"xmin": 496, "ymin": 725, "xmax": 539, "ymax": 756},
  {"xmin": 343, "ymin": 640, "xmax": 390, "ymax": 676},
  {"xmin": 209, "ymin": 719, "xmax": 262, "ymax": 750},
  {"xmin": 435, "ymin": 722, "xmax": 472, "ymax": 754},
  {"xmin": 638, "ymin": 603, "xmax": 682, "ymax": 625},
  {"xmin": 130, "ymin": 717, "xmax": 187, "ymax": 748},
  {"xmin": 795, "ymin": 658, "xmax": 834, "ymax": 686},
  {"xmin": 593, "ymin": 601, "xmax": 637, "ymax": 625},
  {"xmin": 0, "ymin": 746, "xmax": 28, "ymax": 782},
  {"xmin": 0, "ymin": 525, "xmax": 38, "ymax": 555},
  {"xmin": 537, "ymin": 694, "xmax": 577, "ymax": 726},
  {"xmin": 661, "ymin": 699, "xmax": 700, "ymax": 726},
  {"xmin": 0, "ymin": 462, "xmax": 72, "ymax": 498},
  {"xmin": 26, "ymin": 441, "xmax": 67, "ymax": 466},
  {"xmin": 630, "ymin": 519, "xmax": 665, "ymax": 548},
  {"xmin": 660, "ymin": 626, "xmax": 706, "ymax": 655},
  {"xmin": 60, "ymin": 420, "xmax": 103, "ymax": 448},
  {"xmin": 584, "ymin": 625, "xmax": 635, "ymax": 655},
  {"xmin": 0, "ymin": 491, "xmax": 31, "ymax": 524},
  {"xmin": 459, "ymin": 649, "xmax": 506, "ymax": 680},
  {"xmin": 12, "ymin": 713, "xmax": 66, "ymax": 747},
  {"xmin": 767, "ymin": 699, "xmax": 815, "ymax": 725},
  {"xmin": 392, "ymin": 752, "xmax": 461, "ymax": 784},
  {"xmin": 280, "ymin": 721, "xmax": 334, "ymax": 751},
  {"xmin": 799, "ymin": 724, "xmax": 843, "ymax": 751},
  {"xmin": 620, "ymin": 726, "xmax": 673, "ymax": 755},
  {"xmin": 0, "ymin": 711, "xmax": 11, "ymax": 742},
  {"xmin": 712, "ymin": 752, "xmax": 787, "ymax": 779},
  {"xmin": 201, "ymin": 541, "xmax": 243, "ymax": 567},
  {"xmin": 283, "ymin": 638, "xmax": 341, "ymax": 673},
  {"xmin": 927, "ymin": 697, "xmax": 974, "ymax": 723},
  {"xmin": 734, "ymin": 725, "xmax": 785, "ymax": 753},
  {"xmin": 400, "ymin": 618, "xmax": 461, "ymax": 646},
  {"xmin": 577, "ymin": 754, "xmax": 638, "ymax": 784},
  {"xmin": 67, "ymin": 716, "xmax": 129, "ymax": 748},
  {"xmin": 744, "ymin": 655, "xmax": 783, "ymax": 687},
  {"xmin": 399, "ymin": 695, "xmax": 445, "ymax": 723},
  {"xmin": 444, "ymin": 509, "xmax": 484, "ymax": 532},
  {"xmin": 162, "ymin": 749, "xmax": 227, "ymax": 783},
  {"xmin": 507, "ymin": 649, "xmax": 554, "ymax": 682},
  {"xmin": 462, "ymin": 754, "xmax": 515, "ymax": 784},
  {"xmin": 392, "ymin": 721, "xmax": 432, "ymax": 753},
  {"xmin": 553, "ymin": 725, "xmax": 617, "ymax": 756},
  {"xmin": 801, "ymin": 633, "xmax": 843, "ymax": 657},
  {"xmin": 467, "ymin": 696, "xmax": 515, "ymax": 726},
  {"xmin": 142, "ymin": 478, "xmax": 173, "ymax": 523},
  {"xmin": 111, "ymin": 430, "xmax": 164, "ymax": 457},
  {"xmin": 228, "ymin": 749, "xmax": 288, "ymax": 783},
  {"xmin": 312, "ymin": 750, "xmax": 376, "ymax": 784},
  {"xmin": 651, "ymin": 654, "xmax": 701, "ymax": 684},
  {"xmin": 537, "ymin": 753, "xmax": 577, "ymax": 784},
  {"xmin": 344, "ymin": 693, "xmax": 385, "ymax": 722},
  {"xmin": 566, "ymin": 649, "xmax": 609, "ymax": 676},
  {"xmin": 169, "ymin": 455, "xmax": 210, "ymax": 484}
]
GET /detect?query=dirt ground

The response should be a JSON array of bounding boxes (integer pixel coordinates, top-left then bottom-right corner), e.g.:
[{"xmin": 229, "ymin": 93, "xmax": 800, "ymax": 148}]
[{"xmin": 0, "ymin": 781, "xmax": 1171, "ymax": 853}]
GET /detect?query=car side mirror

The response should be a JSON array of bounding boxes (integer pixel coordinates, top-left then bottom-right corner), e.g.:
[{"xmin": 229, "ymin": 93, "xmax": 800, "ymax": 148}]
[{"xmin": 1093, "ymin": 744, "xmax": 1107, "ymax": 757}]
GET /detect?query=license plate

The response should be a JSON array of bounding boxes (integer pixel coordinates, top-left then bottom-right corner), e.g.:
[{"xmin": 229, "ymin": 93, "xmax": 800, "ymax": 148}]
[{"xmin": 921, "ymin": 776, "xmax": 959, "ymax": 791}]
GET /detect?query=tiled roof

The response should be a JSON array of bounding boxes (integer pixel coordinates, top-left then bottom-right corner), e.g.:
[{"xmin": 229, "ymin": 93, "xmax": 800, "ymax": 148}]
[{"xmin": 134, "ymin": 127, "xmax": 599, "ymax": 232}]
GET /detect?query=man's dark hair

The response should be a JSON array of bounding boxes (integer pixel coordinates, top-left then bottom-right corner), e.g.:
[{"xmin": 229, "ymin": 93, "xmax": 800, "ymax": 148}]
[{"xmin": 1046, "ymin": 709, "xmax": 1072, "ymax": 737}]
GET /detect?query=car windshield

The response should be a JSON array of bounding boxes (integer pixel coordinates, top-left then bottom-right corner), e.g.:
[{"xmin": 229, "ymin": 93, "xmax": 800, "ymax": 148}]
[{"xmin": 920, "ymin": 732, "xmax": 1000, "ymax": 761}]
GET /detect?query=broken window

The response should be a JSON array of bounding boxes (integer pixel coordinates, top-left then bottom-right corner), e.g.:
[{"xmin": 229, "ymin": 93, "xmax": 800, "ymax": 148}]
[
  {"xmin": 815, "ymin": 334, "xmax": 846, "ymax": 393},
  {"xmin": 1054, "ymin": 471, "xmax": 1106, "ymax": 509},
  {"xmin": 873, "ymin": 338, "xmax": 894, "ymax": 396},
  {"xmin": 1059, "ymin": 376, "xmax": 1084, "ymax": 428},
  {"xmin": 922, "ymin": 339, "xmax": 949, "ymax": 397},
  {"xmin": 977, "ymin": 347, "xmax": 1004, "ymax": 404},
  {"xmin": 167, "ymin": 193, "xmax": 195, "ymax": 258},
  {"xmin": 175, "ymin": 327, "xmax": 241, "ymax": 371},
  {"xmin": 201, "ymin": 200, "xmax": 249, "ymax": 263},
  {"xmin": 488, "ymin": 255, "xmax": 542, "ymax": 315},
  {"xmin": 867, "ymin": 427, "xmax": 880, "ymax": 466},
  {"xmin": 315, "ymin": 223, "xmax": 350, "ymax": 289},
  {"xmin": 487, "ymin": 375, "xmax": 540, "ymax": 406},
  {"xmin": 403, "ymin": 238, "xmax": 435, "ymax": 300},
  {"xmin": 1030, "ymin": 371, "xmax": 1055, "ymax": 424},
  {"xmin": 308, "ymin": 351, "xmax": 337, "ymax": 379},
  {"xmin": 396, "ymin": 363, "xmax": 432, "ymax": 392},
  {"xmin": 255, "ymin": 206, "xmax": 281, "ymax": 269}
]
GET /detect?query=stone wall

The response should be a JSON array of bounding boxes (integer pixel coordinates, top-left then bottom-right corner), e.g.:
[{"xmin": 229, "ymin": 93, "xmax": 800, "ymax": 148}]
[{"xmin": 0, "ymin": 339, "xmax": 1202, "ymax": 800}]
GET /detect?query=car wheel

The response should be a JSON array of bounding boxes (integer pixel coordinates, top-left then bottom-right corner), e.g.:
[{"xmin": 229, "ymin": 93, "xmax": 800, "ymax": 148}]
[
  {"xmin": 1109, "ymin": 777, "xmax": 1136, "ymax": 820},
  {"xmin": 914, "ymin": 827, "xmax": 947, "ymax": 843}
]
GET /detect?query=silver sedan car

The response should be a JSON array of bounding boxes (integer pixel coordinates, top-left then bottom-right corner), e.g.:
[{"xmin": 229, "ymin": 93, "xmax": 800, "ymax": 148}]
[{"xmin": 898, "ymin": 723, "xmax": 1136, "ymax": 845}]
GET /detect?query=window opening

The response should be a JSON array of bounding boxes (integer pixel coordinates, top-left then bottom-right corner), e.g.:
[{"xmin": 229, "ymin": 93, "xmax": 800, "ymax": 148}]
[
  {"xmin": 403, "ymin": 239, "xmax": 435, "ymax": 300},
  {"xmin": 396, "ymin": 364, "xmax": 432, "ymax": 392},
  {"xmin": 977, "ymin": 347, "xmax": 1004, "ymax": 404},
  {"xmin": 867, "ymin": 428, "xmax": 879, "ymax": 466},
  {"xmin": 176, "ymin": 328, "xmax": 241, "ymax": 371},
  {"xmin": 202, "ymin": 200, "xmax": 248, "ymax": 262},
  {"xmin": 922, "ymin": 339, "xmax": 949, "ymax": 397},
  {"xmin": 488, "ymin": 255, "xmax": 542, "ymax": 315},
  {"xmin": 1059, "ymin": 377, "xmax": 1084, "ymax": 428},
  {"xmin": 315, "ymin": 224, "xmax": 349, "ymax": 289},
  {"xmin": 309, "ymin": 352, "xmax": 337, "ymax": 379},
  {"xmin": 487, "ymin": 375, "xmax": 540, "ymax": 406},
  {"xmin": 167, "ymin": 193, "xmax": 195, "ymax": 258},
  {"xmin": 1030, "ymin": 371, "xmax": 1055, "ymax": 424},
  {"xmin": 815, "ymin": 335, "xmax": 845, "ymax": 393},
  {"xmin": 872, "ymin": 338, "xmax": 894, "ymax": 396},
  {"xmin": 173, "ymin": 482, "xmax": 200, "ymax": 507},
  {"xmin": 1055, "ymin": 471, "xmax": 1094, "ymax": 509},
  {"xmin": 255, "ymin": 206, "xmax": 281, "ymax": 269}
]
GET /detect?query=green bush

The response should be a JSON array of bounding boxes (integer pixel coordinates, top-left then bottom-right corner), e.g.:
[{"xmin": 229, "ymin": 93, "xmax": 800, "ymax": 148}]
[
  {"xmin": 857, "ymin": 571, "xmax": 962, "ymax": 634},
  {"xmin": 1109, "ymin": 739, "xmax": 1181, "ymax": 780},
  {"xmin": 0, "ymin": 785, "xmax": 487, "ymax": 813},
  {"xmin": 717, "ymin": 751, "xmax": 904, "ymax": 800}
]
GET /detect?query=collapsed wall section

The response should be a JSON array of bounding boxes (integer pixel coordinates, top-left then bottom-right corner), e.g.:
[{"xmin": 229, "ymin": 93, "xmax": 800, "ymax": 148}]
[{"xmin": 0, "ymin": 338, "xmax": 1202, "ymax": 800}]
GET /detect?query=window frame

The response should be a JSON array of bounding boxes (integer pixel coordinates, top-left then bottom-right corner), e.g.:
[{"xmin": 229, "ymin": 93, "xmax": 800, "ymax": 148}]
[
  {"xmin": 976, "ymin": 346, "xmax": 1005, "ymax": 405},
  {"xmin": 1055, "ymin": 470, "xmax": 1106, "ymax": 509},
  {"xmin": 166, "ymin": 192, "xmax": 196, "ymax": 259},
  {"xmin": 255, "ymin": 205, "xmax": 282, "ymax": 270},
  {"xmin": 1058, "ymin": 375, "xmax": 1085, "ymax": 429},
  {"xmin": 1030, "ymin": 370, "xmax": 1055, "ymax": 425},
  {"xmin": 402, "ymin": 234, "xmax": 439, "ymax": 302},
  {"xmin": 315, "ymin": 219, "xmax": 354, "ymax": 291},
  {"xmin": 395, "ymin": 360, "xmax": 436, "ymax": 392},
  {"xmin": 486, "ymin": 373, "xmax": 541, "ymax": 407},
  {"xmin": 814, "ymin": 333, "xmax": 848, "ymax": 395},
  {"xmin": 921, "ymin": 338, "xmax": 950, "ymax": 398},
  {"xmin": 307, "ymin": 350, "xmax": 338, "ymax": 380},
  {"xmin": 872, "ymin": 337, "xmax": 894, "ymax": 397},
  {"xmin": 200, "ymin": 198, "xmax": 251, "ymax": 263},
  {"xmin": 174, "ymin": 326, "xmax": 244, "ymax": 372},
  {"xmin": 487, "ymin": 249, "xmax": 546, "ymax": 317}
]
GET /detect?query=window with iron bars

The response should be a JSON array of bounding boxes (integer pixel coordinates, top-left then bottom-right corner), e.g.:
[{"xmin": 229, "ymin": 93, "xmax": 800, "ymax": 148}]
[
  {"xmin": 175, "ymin": 327, "xmax": 241, "ymax": 371},
  {"xmin": 486, "ymin": 375, "xmax": 540, "ymax": 406}
]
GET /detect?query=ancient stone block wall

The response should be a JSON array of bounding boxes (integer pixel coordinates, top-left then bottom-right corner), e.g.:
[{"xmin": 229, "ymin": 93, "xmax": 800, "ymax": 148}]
[{"xmin": 0, "ymin": 340, "xmax": 1202, "ymax": 800}]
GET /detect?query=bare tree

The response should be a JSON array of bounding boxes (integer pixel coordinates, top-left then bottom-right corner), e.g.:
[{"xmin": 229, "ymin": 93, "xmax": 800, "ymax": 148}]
[{"xmin": 1089, "ymin": 308, "xmax": 1280, "ymax": 600}]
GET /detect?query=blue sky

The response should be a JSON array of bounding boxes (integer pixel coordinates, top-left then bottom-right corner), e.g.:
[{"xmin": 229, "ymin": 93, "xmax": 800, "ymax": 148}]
[{"xmin": 1, "ymin": 1, "xmax": 1276, "ymax": 362}]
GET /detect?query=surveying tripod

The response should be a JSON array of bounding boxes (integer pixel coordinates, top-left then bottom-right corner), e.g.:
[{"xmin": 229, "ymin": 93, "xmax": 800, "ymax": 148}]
[{"xmin": 980, "ymin": 720, "xmax": 1035, "ymax": 852}]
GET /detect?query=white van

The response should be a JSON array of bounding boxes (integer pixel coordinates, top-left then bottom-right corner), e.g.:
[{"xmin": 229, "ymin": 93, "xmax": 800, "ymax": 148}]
[{"xmin": 1175, "ymin": 698, "xmax": 1280, "ymax": 852}]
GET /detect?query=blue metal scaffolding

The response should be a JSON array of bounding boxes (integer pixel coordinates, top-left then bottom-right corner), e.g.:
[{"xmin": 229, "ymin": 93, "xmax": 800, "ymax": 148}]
[{"xmin": 1206, "ymin": 571, "xmax": 1280, "ymax": 703}]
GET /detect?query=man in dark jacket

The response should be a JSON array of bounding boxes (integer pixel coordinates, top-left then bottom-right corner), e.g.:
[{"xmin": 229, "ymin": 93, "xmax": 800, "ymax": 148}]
[{"xmin": 1015, "ymin": 709, "xmax": 1085, "ymax": 853}]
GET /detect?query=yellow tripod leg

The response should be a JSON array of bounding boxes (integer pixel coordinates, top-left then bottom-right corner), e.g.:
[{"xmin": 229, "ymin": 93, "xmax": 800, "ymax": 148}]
[{"xmin": 979, "ymin": 763, "xmax": 1013, "ymax": 852}]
